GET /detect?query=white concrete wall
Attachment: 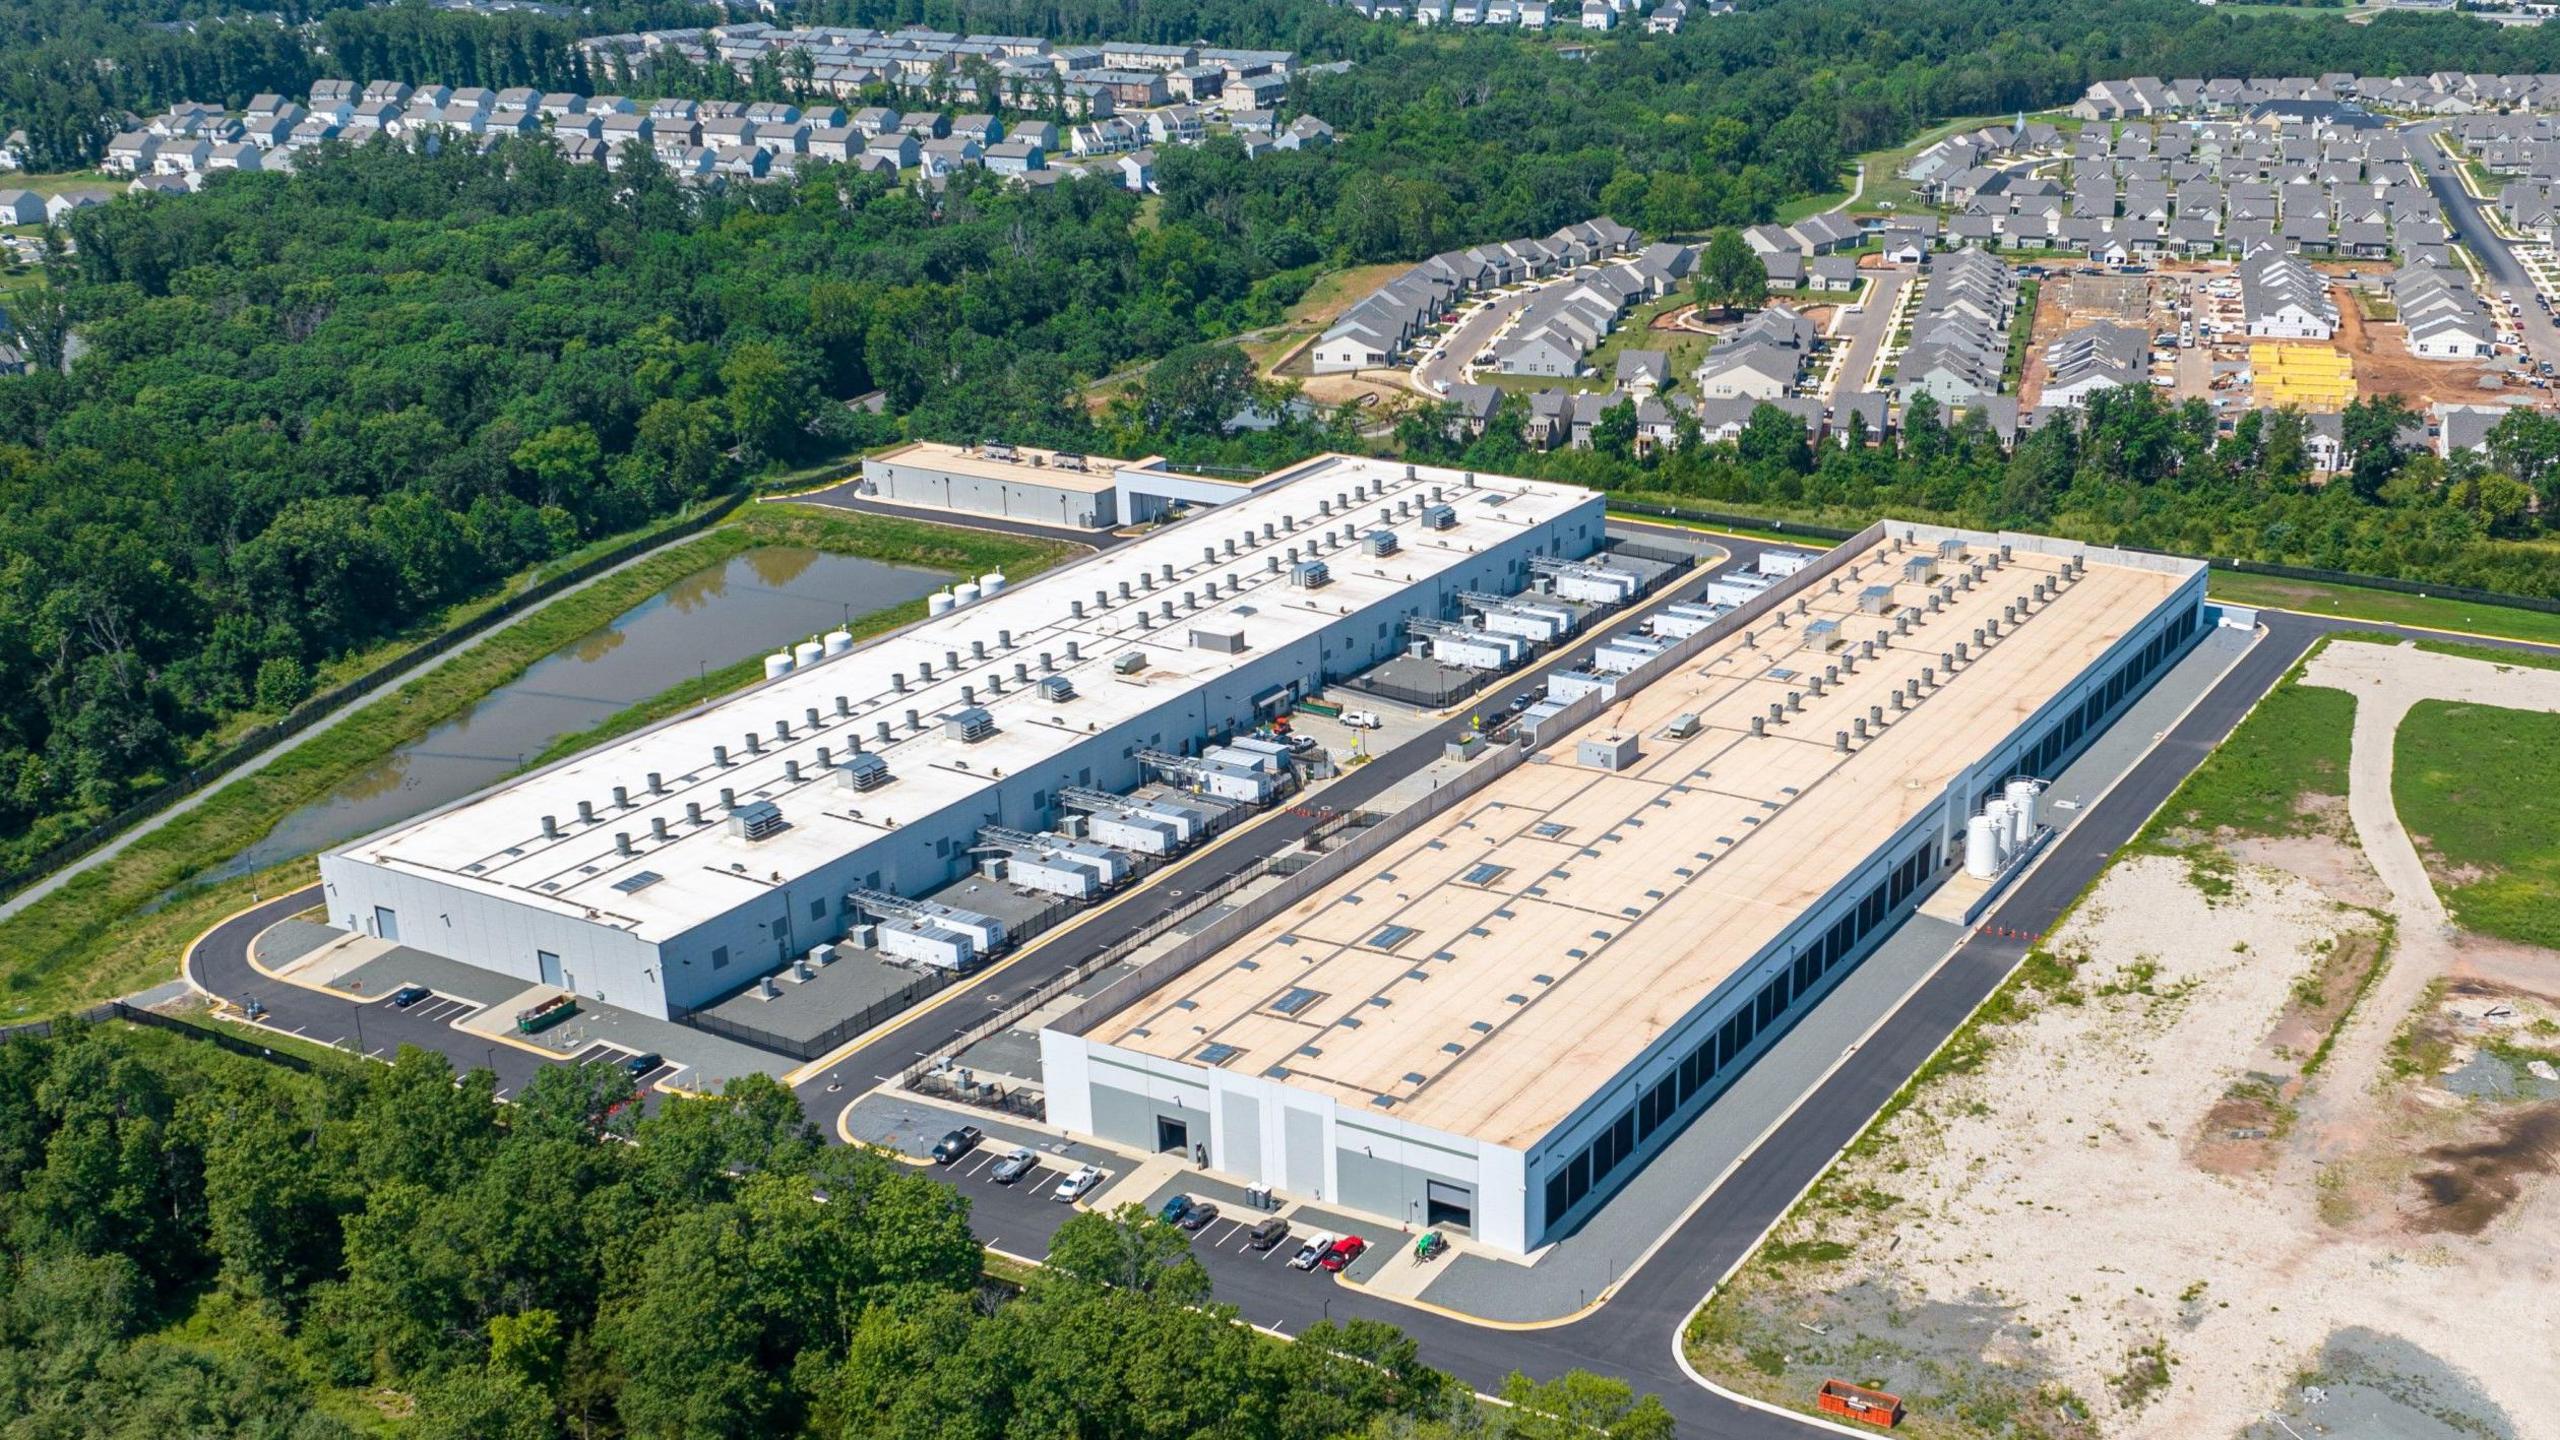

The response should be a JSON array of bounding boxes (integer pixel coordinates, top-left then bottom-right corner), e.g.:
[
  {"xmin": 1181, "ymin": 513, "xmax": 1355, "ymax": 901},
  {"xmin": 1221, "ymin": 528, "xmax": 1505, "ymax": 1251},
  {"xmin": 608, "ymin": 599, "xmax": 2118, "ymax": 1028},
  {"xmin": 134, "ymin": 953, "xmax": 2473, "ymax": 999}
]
[{"xmin": 316, "ymin": 850, "xmax": 665, "ymax": 1013}]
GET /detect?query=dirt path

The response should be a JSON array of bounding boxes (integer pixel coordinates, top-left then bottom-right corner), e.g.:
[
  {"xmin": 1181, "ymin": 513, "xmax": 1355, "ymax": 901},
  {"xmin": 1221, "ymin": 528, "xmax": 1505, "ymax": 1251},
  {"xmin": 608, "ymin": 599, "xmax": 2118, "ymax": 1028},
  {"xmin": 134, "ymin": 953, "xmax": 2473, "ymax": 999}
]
[{"xmin": 2297, "ymin": 640, "xmax": 2560, "ymax": 1115}]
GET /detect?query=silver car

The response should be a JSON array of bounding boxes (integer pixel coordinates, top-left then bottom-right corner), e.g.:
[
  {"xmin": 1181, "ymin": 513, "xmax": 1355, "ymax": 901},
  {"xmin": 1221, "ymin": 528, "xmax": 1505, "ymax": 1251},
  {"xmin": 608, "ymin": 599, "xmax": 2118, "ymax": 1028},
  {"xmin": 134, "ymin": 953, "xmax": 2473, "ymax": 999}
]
[{"xmin": 990, "ymin": 1146, "xmax": 1037, "ymax": 1184}]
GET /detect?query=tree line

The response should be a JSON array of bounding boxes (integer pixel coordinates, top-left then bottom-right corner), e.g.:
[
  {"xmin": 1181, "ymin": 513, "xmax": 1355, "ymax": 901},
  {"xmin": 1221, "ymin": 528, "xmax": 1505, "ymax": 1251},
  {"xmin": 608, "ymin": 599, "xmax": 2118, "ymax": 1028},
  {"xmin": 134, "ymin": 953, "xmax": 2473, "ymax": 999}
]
[
  {"xmin": 1385, "ymin": 383, "xmax": 2560, "ymax": 598},
  {"xmin": 0, "ymin": 137, "xmax": 1318, "ymax": 873},
  {"xmin": 0, "ymin": 1021, "xmax": 1671, "ymax": 1440}
]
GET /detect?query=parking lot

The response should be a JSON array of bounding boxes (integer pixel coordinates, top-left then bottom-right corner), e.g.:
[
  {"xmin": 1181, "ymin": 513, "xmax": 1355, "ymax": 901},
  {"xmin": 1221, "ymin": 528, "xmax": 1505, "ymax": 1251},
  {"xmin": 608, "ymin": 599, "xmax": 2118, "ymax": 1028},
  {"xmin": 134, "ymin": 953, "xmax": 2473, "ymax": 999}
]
[{"xmin": 375, "ymin": 989, "xmax": 479, "ymax": 1027}]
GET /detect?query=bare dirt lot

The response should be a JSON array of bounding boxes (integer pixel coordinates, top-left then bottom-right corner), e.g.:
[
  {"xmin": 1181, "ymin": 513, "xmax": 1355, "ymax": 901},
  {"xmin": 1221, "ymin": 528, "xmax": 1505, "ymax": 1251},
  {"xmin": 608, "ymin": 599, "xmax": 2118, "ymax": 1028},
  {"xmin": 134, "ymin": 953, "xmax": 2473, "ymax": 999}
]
[
  {"xmin": 1688, "ymin": 640, "xmax": 2560, "ymax": 1440},
  {"xmin": 2334, "ymin": 292, "xmax": 2504, "ymax": 408}
]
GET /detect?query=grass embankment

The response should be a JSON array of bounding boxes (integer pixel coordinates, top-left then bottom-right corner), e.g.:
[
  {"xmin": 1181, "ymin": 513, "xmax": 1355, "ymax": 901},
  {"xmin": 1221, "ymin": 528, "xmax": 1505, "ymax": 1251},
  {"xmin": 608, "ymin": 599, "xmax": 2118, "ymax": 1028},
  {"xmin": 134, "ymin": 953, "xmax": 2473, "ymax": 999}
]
[
  {"xmin": 1607, "ymin": 507, "xmax": 1848, "ymax": 547},
  {"xmin": 2138, "ymin": 658, "xmax": 2355, "ymax": 844},
  {"xmin": 0, "ymin": 504, "xmax": 1070, "ymax": 1021},
  {"xmin": 4, "ymin": 501, "xmax": 735, "ymax": 876},
  {"xmin": 528, "ymin": 513, "xmax": 1076, "ymax": 767},
  {"xmin": 2394, "ymin": 699, "xmax": 2560, "ymax": 949}
]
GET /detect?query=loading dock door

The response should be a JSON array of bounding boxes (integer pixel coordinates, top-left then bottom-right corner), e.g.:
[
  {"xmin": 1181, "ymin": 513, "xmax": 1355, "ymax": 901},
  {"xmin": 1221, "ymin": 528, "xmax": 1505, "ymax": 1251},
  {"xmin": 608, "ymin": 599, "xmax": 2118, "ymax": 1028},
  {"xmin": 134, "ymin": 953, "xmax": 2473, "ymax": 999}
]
[
  {"xmin": 1156, "ymin": 1116, "xmax": 1190, "ymax": 1154},
  {"xmin": 1425, "ymin": 1179, "xmax": 1474, "ymax": 1232},
  {"xmin": 373, "ymin": 907, "xmax": 400, "ymax": 943}
]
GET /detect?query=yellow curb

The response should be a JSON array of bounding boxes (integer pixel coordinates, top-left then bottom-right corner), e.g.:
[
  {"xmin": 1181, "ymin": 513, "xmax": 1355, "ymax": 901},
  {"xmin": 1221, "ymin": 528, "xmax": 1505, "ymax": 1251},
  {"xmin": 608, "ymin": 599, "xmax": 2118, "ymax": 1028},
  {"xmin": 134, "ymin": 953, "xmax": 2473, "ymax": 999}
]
[
  {"xmin": 225, "ymin": 901, "xmax": 595, "ymax": 1066},
  {"xmin": 180, "ymin": 886, "xmax": 318, "ymax": 997}
]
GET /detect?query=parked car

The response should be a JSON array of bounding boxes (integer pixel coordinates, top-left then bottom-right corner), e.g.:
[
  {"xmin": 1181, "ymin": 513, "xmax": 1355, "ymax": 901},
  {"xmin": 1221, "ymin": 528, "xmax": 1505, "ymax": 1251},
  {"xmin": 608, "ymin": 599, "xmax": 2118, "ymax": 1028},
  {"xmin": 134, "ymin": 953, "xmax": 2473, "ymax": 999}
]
[
  {"xmin": 1178, "ymin": 1201, "xmax": 1221, "ymax": 1231},
  {"xmin": 1340, "ymin": 709, "xmax": 1383, "ymax": 730},
  {"xmin": 387, "ymin": 984, "xmax": 431, "ymax": 1009},
  {"xmin": 1159, "ymin": 1193, "xmax": 1196, "ymax": 1226},
  {"xmin": 990, "ymin": 1146, "xmax": 1038, "ymax": 1183},
  {"xmin": 1247, "ymin": 1217, "xmax": 1291, "ymax": 1251},
  {"xmin": 931, "ymin": 1126, "xmax": 984, "ymax": 1164},
  {"xmin": 1053, "ymin": 1164, "xmax": 1103, "ymax": 1202},
  {"xmin": 1318, "ymin": 1236, "xmax": 1368, "ymax": 1272},
  {"xmin": 1288, "ymin": 1231, "xmax": 1339, "ymax": 1270},
  {"xmin": 622, "ymin": 1051, "xmax": 662, "ymax": 1080}
]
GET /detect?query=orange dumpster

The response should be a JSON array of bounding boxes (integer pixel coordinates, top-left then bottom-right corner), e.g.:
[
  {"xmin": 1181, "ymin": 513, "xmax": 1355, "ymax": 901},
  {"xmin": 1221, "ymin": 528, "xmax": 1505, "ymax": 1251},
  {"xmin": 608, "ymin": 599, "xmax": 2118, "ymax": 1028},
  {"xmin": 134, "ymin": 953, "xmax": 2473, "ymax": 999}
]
[{"xmin": 1816, "ymin": 1379, "xmax": 1903, "ymax": 1429}]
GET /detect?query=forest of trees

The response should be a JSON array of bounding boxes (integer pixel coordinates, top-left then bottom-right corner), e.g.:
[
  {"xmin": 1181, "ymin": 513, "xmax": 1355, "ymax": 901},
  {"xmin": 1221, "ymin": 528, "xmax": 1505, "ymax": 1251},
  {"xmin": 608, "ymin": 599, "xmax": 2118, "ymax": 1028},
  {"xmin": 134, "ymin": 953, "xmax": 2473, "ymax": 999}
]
[
  {"xmin": 19, "ymin": 0, "xmax": 2560, "ymax": 867},
  {"xmin": 0, "ymin": 1022, "xmax": 1672, "ymax": 1440},
  {"xmin": 0, "ymin": 137, "xmax": 1338, "ymax": 871},
  {"xmin": 1389, "ymin": 383, "xmax": 2560, "ymax": 597}
]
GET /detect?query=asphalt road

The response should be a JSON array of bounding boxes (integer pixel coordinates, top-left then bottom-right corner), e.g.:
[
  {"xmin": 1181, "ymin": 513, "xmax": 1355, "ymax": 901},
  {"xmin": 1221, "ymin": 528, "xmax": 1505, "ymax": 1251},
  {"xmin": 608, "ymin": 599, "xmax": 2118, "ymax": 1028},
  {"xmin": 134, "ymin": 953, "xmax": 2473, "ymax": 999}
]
[
  {"xmin": 2410, "ymin": 124, "xmax": 2560, "ymax": 363},
  {"xmin": 180, "ymin": 563, "xmax": 2560, "ymax": 1435},
  {"xmin": 1821, "ymin": 266, "xmax": 1909, "ymax": 398},
  {"xmin": 1415, "ymin": 281, "xmax": 1560, "ymax": 395}
]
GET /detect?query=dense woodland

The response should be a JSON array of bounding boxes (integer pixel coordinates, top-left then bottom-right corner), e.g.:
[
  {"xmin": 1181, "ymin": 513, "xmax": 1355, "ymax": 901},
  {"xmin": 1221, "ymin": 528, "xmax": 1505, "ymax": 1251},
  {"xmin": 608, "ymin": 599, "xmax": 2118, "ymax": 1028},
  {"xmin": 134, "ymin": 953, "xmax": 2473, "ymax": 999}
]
[
  {"xmin": 17, "ymin": 0, "xmax": 2560, "ymax": 864},
  {"xmin": 0, "ymin": 140, "xmax": 1325, "ymax": 871},
  {"xmin": 0, "ymin": 1023, "xmax": 1673, "ymax": 1440}
]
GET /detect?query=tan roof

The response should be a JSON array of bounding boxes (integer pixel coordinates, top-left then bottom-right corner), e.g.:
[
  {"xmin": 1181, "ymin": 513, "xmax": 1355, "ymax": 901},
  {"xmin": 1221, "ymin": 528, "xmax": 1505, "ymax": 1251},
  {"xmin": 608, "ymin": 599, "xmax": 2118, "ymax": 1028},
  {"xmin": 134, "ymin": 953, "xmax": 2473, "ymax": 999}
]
[{"xmin": 1094, "ymin": 538, "xmax": 2182, "ymax": 1147}]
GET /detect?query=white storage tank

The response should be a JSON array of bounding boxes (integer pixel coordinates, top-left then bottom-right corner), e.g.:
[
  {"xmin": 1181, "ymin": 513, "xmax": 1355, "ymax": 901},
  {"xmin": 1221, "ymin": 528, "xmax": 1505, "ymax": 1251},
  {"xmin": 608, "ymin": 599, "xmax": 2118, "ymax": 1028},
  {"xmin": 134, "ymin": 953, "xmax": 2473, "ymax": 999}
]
[
  {"xmin": 794, "ymin": 640, "xmax": 824, "ymax": 668},
  {"xmin": 823, "ymin": 629, "xmax": 854, "ymax": 657},
  {"xmin": 980, "ymin": 571, "xmax": 1007, "ymax": 595},
  {"xmin": 928, "ymin": 591, "xmax": 956, "ymax": 617},
  {"xmin": 1982, "ymin": 799, "xmax": 2013, "ymax": 862},
  {"xmin": 1964, "ymin": 813, "xmax": 2001, "ymax": 878},
  {"xmin": 953, "ymin": 581, "xmax": 981, "ymax": 606},
  {"xmin": 763, "ymin": 652, "xmax": 795, "ymax": 680},
  {"xmin": 2005, "ymin": 778, "xmax": 2039, "ymax": 845}
]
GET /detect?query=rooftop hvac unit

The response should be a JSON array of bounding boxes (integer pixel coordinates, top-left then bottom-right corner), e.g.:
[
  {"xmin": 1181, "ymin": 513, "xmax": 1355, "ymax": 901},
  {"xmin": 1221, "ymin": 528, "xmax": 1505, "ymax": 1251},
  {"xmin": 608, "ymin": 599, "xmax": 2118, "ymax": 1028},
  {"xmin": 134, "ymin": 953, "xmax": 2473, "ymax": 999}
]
[
  {"xmin": 839, "ymin": 751, "xmax": 893, "ymax": 791},
  {"xmin": 1420, "ymin": 503, "xmax": 1456, "ymax": 530},
  {"xmin": 1111, "ymin": 650, "xmax": 1146, "ymax": 674},
  {"xmin": 1289, "ymin": 560, "xmax": 1331, "ymax": 588},
  {"xmin": 1364, "ymin": 529, "xmax": 1400, "ymax": 557},
  {"xmin": 1038, "ymin": 674, "xmax": 1076, "ymax": 701},
  {"xmin": 1053, "ymin": 451, "xmax": 1087, "ymax": 472},
  {"xmin": 982, "ymin": 440, "xmax": 1018, "ymax": 461},
  {"xmin": 944, "ymin": 706, "xmax": 996, "ymax": 743},
  {"xmin": 729, "ymin": 800, "xmax": 787, "ymax": 841}
]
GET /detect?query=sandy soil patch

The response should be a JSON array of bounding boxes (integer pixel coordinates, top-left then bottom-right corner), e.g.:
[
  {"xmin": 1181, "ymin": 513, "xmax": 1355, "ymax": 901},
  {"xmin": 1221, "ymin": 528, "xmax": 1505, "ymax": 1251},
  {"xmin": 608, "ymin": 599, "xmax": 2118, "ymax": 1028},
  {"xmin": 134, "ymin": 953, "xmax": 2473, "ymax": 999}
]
[
  {"xmin": 1694, "ymin": 857, "xmax": 2552, "ymax": 1438},
  {"xmin": 2334, "ymin": 294, "xmax": 2505, "ymax": 407},
  {"xmin": 1694, "ymin": 640, "xmax": 2560, "ymax": 1439}
]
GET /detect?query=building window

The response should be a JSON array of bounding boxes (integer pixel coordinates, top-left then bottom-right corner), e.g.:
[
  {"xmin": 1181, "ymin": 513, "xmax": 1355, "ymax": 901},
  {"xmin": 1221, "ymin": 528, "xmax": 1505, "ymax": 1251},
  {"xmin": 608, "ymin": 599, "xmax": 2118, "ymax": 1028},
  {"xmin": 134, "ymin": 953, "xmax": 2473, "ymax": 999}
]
[{"xmin": 712, "ymin": 946, "xmax": 730, "ymax": 970}]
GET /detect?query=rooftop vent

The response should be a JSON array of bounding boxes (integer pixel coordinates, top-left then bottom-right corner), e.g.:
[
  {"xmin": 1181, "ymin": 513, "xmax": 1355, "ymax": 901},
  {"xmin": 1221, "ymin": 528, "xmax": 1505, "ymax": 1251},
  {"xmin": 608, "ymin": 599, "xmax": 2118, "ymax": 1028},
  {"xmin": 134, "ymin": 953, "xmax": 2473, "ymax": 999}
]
[
  {"xmin": 944, "ymin": 706, "xmax": 996, "ymax": 743},
  {"xmin": 1038, "ymin": 674, "xmax": 1075, "ymax": 701},
  {"xmin": 728, "ymin": 800, "xmax": 787, "ymax": 842},
  {"xmin": 839, "ymin": 751, "xmax": 892, "ymax": 791},
  {"xmin": 1364, "ymin": 529, "xmax": 1400, "ymax": 557}
]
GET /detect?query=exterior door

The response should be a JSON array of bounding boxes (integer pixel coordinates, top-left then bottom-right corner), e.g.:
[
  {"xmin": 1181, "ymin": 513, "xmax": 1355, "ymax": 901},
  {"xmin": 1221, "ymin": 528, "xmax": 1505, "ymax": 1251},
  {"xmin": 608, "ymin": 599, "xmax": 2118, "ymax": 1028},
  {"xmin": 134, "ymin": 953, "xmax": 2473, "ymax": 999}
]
[
  {"xmin": 1155, "ymin": 1116, "xmax": 1189, "ymax": 1154},
  {"xmin": 372, "ymin": 907, "xmax": 399, "ymax": 943},
  {"xmin": 538, "ymin": 950, "xmax": 563, "ymax": 988}
]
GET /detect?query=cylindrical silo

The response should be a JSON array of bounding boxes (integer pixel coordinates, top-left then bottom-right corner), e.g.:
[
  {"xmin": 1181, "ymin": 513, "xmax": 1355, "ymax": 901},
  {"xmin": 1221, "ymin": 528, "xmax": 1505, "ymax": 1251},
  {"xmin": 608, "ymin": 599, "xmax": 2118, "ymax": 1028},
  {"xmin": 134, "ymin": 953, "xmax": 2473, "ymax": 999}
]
[
  {"xmin": 1982, "ymin": 799, "xmax": 2013, "ymax": 862},
  {"xmin": 953, "ymin": 581, "xmax": 981, "ymax": 606},
  {"xmin": 928, "ymin": 590, "xmax": 955, "ymax": 617},
  {"xmin": 763, "ymin": 652, "xmax": 794, "ymax": 680},
  {"xmin": 823, "ymin": 629, "xmax": 854, "ymax": 657},
  {"xmin": 2005, "ymin": 778, "xmax": 2038, "ymax": 845},
  {"xmin": 980, "ymin": 571, "xmax": 1007, "ymax": 595},
  {"xmin": 793, "ymin": 640, "xmax": 823, "ymax": 669},
  {"xmin": 1964, "ymin": 813, "xmax": 2001, "ymax": 878}
]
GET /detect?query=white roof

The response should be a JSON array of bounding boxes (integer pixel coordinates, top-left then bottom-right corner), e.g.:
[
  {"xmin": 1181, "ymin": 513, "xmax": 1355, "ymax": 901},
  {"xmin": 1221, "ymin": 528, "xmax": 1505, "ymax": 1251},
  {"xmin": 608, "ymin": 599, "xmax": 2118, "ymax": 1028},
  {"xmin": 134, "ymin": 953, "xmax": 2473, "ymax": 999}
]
[{"xmin": 328, "ymin": 457, "xmax": 1597, "ymax": 943}]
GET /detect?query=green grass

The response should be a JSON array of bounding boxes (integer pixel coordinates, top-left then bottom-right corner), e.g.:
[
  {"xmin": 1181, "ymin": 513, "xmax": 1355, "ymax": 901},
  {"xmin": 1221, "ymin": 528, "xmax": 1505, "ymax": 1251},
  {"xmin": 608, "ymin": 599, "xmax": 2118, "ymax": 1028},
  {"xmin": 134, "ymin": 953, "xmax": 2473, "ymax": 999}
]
[
  {"xmin": 1, "ymin": 168, "xmax": 126, "ymax": 196},
  {"xmin": 2394, "ymin": 700, "xmax": 2560, "ymax": 948},
  {"xmin": 0, "ymin": 504, "xmax": 1070, "ymax": 1021},
  {"xmin": 2138, "ymin": 656, "xmax": 2355, "ymax": 844},
  {"xmin": 2206, "ymin": 570, "xmax": 2560, "ymax": 648},
  {"xmin": 2003, "ymin": 278, "xmax": 2041, "ymax": 390}
]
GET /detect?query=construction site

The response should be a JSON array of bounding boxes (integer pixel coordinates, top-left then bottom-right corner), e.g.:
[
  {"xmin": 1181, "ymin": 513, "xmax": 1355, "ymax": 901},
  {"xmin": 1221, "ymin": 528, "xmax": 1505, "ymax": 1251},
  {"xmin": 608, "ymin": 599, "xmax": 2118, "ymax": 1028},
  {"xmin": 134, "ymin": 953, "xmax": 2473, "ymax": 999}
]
[{"xmin": 1688, "ymin": 635, "xmax": 2560, "ymax": 1440}]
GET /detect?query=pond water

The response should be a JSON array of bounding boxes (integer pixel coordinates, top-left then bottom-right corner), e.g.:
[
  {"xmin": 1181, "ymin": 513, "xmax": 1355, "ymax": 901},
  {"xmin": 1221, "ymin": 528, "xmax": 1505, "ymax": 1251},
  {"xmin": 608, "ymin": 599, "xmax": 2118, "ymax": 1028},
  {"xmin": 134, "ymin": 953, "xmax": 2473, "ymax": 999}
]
[{"xmin": 208, "ymin": 546, "xmax": 943, "ymax": 883}]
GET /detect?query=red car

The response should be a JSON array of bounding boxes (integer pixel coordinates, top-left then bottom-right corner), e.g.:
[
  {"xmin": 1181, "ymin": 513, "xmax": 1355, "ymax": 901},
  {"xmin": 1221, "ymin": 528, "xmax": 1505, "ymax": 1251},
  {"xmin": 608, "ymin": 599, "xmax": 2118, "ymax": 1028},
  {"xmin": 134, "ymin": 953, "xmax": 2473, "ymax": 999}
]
[{"xmin": 1317, "ymin": 1235, "xmax": 1366, "ymax": 1272}]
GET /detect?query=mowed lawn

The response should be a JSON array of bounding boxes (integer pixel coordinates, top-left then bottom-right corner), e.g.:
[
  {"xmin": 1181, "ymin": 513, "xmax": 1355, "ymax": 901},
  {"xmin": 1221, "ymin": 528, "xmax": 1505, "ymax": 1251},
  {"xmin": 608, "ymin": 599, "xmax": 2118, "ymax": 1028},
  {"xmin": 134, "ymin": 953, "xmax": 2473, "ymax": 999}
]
[{"xmin": 2395, "ymin": 700, "xmax": 2560, "ymax": 948}]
